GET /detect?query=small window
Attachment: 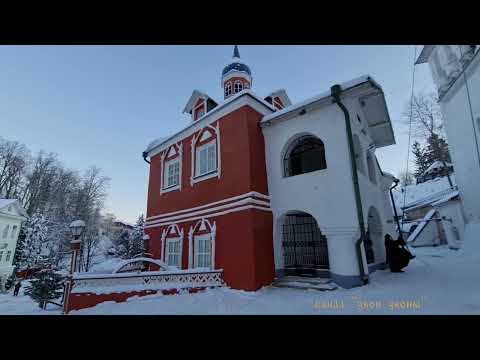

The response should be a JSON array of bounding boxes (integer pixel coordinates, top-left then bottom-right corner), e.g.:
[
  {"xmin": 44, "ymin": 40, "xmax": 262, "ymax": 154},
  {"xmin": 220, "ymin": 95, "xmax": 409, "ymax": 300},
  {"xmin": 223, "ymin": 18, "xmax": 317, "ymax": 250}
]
[
  {"xmin": 0, "ymin": 251, "xmax": 3, "ymax": 262},
  {"xmin": 195, "ymin": 141, "xmax": 217, "ymax": 177},
  {"xmin": 2, "ymin": 225, "xmax": 9, "ymax": 239},
  {"xmin": 284, "ymin": 136, "xmax": 327, "ymax": 177},
  {"xmin": 164, "ymin": 159, "xmax": 180, "ymax": 189},
  {"xmin": 234, "ymin": 80, "xmax": 243, "ymax": 94},
  {"xmin": 367, "ymin": 151, "xmax": 377, "ymax": 184},
  {"xmin": 353, "ymin": 134, "xmax": 365, "ymax": 175},
  {"xmin": 195, "ymin": 234, "xmax": 212, "ymax": 269},
  {"xmin": 5, "ymin": 251, "xmax": 11, "ymax": 262},
  {"xmin": 11, "ymin": 225, "xmax": 18, "ymax": 239},
  {"xmin": 166, "ymin": 238, "xmax": 181, "ymax": 268},
  {"xmin": 195, "ymin": 107, "xmax": 205, "ymax": 120},
  {"xmin": 225, "ymin": 82, "xmax": 232, "ymax": 97}
]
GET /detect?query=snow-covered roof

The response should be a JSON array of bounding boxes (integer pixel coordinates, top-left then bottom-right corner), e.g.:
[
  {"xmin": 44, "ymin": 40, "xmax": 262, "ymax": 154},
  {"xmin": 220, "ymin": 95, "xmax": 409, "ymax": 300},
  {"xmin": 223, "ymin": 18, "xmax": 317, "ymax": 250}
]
[
  {"xmin": 0, "ymin": 198, "xmax": 28, "ymax": 218},
  {"xmin": 0, "ymin": 199, "xmax": 16, "ymax": 209},
  {"xmin": 266, "ymin": 89, "xmax": 292, "ymax": 107},
  {"xmin": 144, "ymin": 89, "xmax": 275, "ymax": 156},
  {"xmin": 391, "ymin": 176, "xmax": 458, "ymax": 214},
  {"xmin": 182, "ymin": 90, "xmax": 218, "ymax": 114},
  {"xmin": 415, "ymin": 45, "xmax": 436, "ymax": 65},
  {"xmin": 423, "ymin": 160, "xmax": 453, "ymax": 175},
  {"xmin": 261, "ymin": 75, "xmax": 396, "ymax": 148}
]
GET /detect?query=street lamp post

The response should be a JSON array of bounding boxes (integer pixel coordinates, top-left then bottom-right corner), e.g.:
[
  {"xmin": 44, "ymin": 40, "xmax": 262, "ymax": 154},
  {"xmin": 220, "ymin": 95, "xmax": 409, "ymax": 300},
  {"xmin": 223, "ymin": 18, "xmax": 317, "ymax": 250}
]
[{"xmin": 63, "ymin": 220, "xmax": 85, "ymax": 314}]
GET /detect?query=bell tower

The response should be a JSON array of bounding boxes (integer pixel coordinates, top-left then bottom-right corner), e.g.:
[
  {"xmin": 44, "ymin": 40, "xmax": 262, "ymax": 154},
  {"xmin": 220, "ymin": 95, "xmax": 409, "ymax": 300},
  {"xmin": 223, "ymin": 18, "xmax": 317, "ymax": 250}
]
[{"xmin": 221, "ymin": 45, "xmax": 252, "ymax": 99}]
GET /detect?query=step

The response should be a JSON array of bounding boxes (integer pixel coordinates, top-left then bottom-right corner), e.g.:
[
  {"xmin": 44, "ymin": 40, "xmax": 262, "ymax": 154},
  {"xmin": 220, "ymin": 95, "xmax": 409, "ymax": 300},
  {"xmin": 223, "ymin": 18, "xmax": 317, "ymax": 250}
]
[
  {"xmin": 272, "ymin": 281, "xmax": 338, "ymax": 291},
  {"xmin": 274, "ymin": 276, "xmax": 332, "ymax": 286}
]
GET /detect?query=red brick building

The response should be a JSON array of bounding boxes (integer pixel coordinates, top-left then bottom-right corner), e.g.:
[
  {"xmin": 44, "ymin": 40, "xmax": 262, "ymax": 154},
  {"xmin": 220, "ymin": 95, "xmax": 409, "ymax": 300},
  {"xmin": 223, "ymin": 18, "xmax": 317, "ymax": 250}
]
[{"xmin": 142, "ymin": 46, "xmax": 290, "ymax": 291}]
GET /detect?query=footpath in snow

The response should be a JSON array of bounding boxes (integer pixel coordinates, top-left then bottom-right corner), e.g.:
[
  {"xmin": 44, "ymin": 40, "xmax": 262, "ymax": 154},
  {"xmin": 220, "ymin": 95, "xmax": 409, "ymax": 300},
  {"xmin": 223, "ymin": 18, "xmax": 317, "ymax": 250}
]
[{"xmin": 2, "ymin": 240, "xmax": 480, "ymax": 315}]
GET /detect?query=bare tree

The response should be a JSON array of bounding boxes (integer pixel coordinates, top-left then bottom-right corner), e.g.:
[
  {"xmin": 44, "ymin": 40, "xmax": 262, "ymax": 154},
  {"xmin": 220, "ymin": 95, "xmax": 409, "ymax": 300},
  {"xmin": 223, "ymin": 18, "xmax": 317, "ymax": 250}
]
[
  {"xmin": 403, "ymin": 92, "xmax": 444, "ymax": 140},
  {"xmin": 0, "ymin": 138, "xmax": 29, "ymax": 199}
]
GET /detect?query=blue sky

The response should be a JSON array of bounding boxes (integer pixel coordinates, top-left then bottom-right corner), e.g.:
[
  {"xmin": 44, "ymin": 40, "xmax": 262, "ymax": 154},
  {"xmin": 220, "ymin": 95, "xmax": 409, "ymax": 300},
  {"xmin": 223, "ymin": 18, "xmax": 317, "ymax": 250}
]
[{"xmin": 0, "ymin": 45, "xmax": 435, "ymax": 223}]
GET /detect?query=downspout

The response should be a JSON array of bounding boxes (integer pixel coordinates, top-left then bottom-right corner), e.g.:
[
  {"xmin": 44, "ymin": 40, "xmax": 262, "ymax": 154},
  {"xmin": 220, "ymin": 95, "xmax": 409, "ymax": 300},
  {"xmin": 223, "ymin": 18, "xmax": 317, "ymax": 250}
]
[
  {"xmin": 331, "ymin": 84, "xmax": 369, "ymax": 285},
  {"xmin": 142, "ymin": 151, "xmax": 151, "ymax": 164},
  {"xmin": 389, "ymin": 178, "xmax": 403, "ymax": 240}
]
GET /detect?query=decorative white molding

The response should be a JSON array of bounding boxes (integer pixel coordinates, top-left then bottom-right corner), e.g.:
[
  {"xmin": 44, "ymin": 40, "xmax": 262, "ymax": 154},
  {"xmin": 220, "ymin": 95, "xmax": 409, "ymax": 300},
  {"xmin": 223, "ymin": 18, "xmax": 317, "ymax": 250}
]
[
  {"xmin": 145, "ymin": 204, "xmax": 272, "ymax": 229},
  {"xmin": 146, "ymin": 197, "xmax": 270, "ymax": 226},
  {"xmin": 160, "ymin": 229, "xmax": 167, "ymax": 262},
  {"xmin": 146, "ymin": 91, "xmax": 274, "ymax": 158},
  {"xmin": 190, "ymin": 124, "xmax": 221, "ymax": 186},
  {"xmin": 161, "ymin": 224, "xmax": 184, "ymax": 266},
  {"xmin": 188, "ymin": 227, "xmax": 194, "ymax": 269},
  {"xmin": 160, "ymin": 142, "xmax": 183, "ymax": 195},
  {"xmin": 71, "ymin": 269, "xmax": 225, "ymax": 295},
  {"xmin": 190, "ymin": 218, "xmax": 216, "ymax": 270},
  {"xmin": 211, "ymin": 221, "xmax": 216, "ymax": 270},
  {"xmin": 146, "ymin": 191, "xmax": 270, "ymax": 221}
]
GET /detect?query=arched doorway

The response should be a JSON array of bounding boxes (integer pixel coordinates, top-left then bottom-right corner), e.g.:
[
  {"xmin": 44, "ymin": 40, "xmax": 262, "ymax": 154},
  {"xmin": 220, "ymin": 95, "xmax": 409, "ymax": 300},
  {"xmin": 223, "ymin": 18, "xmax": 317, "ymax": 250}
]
[
  {"xmin": 366, "ymin": 207, "xmax": 383, "ymax": 264},
  {"xmin": 281, "ymin": 211, "xmax": 329, "ymax": 276},
  {"xmin": 283, "ymin": 135, "xmax": 327, "ymax": 177}
]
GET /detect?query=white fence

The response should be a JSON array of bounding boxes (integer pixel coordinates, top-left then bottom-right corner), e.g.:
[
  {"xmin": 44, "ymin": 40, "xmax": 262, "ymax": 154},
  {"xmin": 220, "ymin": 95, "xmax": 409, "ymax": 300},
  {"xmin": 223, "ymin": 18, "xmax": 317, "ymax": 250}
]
[{"xmin": 71, "ymin": 269, "xmax": 224, "ymax": 295}]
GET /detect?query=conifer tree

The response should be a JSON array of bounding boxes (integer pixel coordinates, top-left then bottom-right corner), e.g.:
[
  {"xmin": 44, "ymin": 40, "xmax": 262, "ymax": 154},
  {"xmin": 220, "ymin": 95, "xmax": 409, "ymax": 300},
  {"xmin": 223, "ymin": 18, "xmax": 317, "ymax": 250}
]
[{"xmin": 24, "ymin": 269, "xmax": 64, "ymax": 309}]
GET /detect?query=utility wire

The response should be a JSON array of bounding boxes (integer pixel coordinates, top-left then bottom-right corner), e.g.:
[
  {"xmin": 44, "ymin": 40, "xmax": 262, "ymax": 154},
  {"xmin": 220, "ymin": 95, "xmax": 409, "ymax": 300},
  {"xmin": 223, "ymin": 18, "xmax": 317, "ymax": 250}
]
[{"xmin": 401, "ymin": 45, "xmax": 418, "ymax": 226}]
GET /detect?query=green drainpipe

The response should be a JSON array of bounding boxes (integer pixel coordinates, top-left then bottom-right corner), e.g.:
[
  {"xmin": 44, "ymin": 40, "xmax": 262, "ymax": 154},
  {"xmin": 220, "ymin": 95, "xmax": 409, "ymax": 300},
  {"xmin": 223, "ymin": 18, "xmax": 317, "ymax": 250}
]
[{"xmin": 331, "ymin": 84, "xmax": 369, "ymax": 285}]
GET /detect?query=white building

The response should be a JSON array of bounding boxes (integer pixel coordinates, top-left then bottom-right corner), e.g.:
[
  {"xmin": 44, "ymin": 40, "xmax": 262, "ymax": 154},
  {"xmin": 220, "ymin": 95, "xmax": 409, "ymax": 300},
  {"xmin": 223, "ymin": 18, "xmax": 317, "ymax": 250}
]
[
  {"xmin": 416, "ymin": 45, "xmax": 480, "ymax": 226},
  {"xmin": 260, "ymin": 75, "xmax": 397, "ymax": 288},
  {"xmin": 0, "ymin": 199, "xmax": 28, "ymax": 289}
]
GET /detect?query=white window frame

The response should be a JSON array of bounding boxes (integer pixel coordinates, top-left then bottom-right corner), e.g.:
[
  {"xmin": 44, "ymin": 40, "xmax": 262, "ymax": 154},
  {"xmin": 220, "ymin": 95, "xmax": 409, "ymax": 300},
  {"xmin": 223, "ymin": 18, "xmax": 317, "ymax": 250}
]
[
  {"xmin": 234, "ymin": 80, "xmax": 243, "ymax": 94},
  {"xmin": 225, "ymin": 81, "xmax": 232, "ymax": 97},
  {"xmin": 160, "ymin": 143, "xmax": 183, "ymax": 195},
  {"xmin": 190, "ymin": 124, "xmax": 221, "ymax": 186},
  {"xmin": 11, "ymin": 225, "xmax": 18, "ymax": 239},
  {"xmin": 163, "ymin": 158, "xmax": 180, "ymax": 190},
  {"xmin": 165, "ymin": 237, "xmax": 182, "ymax": 268},
  {"xmin": 194, "ymin": 140, "xmax": 218, "ymax": 180},
  {"xmin": 194, "ymin": 233, "xmax": 212, "ymax": 269},
  {"xmin": 2, "ymin": 225, "xmax": 9, "ymax": 239}
]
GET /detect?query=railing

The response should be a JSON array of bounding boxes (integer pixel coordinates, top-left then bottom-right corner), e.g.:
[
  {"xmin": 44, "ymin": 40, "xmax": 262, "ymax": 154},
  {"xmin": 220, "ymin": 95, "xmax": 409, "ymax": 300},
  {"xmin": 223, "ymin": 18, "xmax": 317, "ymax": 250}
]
[{"xmin": 71, "ymin": 269, "xmax": 224, "ymax": 295}]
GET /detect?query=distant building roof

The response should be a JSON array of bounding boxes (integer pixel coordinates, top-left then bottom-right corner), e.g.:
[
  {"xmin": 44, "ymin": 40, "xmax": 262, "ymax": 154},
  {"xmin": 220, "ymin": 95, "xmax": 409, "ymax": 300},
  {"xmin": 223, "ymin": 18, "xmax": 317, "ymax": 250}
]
[{"xmin": 423, "ymin": 160, "xmax": 453, "ymax": 176}]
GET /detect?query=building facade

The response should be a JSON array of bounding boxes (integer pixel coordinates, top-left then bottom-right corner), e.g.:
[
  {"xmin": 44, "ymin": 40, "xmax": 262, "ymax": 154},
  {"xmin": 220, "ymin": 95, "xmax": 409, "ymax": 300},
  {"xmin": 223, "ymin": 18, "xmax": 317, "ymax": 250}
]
[
  {"xmin": 0, "ymin": 199, "xmax": 27, "ymax": 289},
  {"xmin": 416, "ymin": 45, "xmax": 480, "ymax": 225},
  {"xmin": 142, "ymin": 46, "xmax": 398, "ymax": 290}
]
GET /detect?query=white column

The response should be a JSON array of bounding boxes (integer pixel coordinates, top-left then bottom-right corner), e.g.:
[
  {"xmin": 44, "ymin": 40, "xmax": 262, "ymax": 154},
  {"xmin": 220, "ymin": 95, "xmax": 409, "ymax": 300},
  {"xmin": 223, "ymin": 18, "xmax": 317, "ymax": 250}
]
[{"xmin": 322, "ymin": 229, "xmax": 366, "ymax": 278}]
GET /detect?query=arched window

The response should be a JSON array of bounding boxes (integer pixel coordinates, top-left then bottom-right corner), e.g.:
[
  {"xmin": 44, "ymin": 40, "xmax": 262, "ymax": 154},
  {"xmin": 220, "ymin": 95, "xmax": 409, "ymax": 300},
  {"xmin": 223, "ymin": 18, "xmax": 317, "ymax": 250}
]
[
  {"xmin": 234, "ymin": 80, "xmax": 243, "ymax": 94},
  {"xmin": 366, "ymin": 151, "xmax": 377, "ymax": 184},
  {"xmin": 225, "ymin": 82, "xmax": 232, "ymax": 97},
  {"xmin": 284, "ymin": 136, "xmax": 327, "ymax": 177},
  {"xmin": 2, "ymin": 225, "xmax": 9, "ymax": 239},
  {"xmin": 188, "ymin": 219, "xmax": 216, "ymax": 270},
  {"xmin": 353, "ymin": 134, "xmax": 365, "ymax": 175}
]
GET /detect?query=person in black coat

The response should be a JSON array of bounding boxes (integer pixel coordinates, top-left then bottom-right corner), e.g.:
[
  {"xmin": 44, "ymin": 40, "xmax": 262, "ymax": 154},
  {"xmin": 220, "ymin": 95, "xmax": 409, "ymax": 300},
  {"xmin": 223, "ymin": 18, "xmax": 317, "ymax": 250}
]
[
  {"xmin": 13, "ymin": 281, "xmax": 22, "ymax": 296},
  {"xmin": 384, "ymin": 234, "xmax": 415, "ymax": 272}
]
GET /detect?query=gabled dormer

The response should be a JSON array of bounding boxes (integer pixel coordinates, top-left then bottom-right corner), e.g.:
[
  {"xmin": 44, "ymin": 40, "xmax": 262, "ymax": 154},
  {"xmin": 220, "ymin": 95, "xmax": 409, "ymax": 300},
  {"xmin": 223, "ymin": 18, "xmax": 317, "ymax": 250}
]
[
  {"xmin": 183, "ymin": 90, "xmax": 218, "ymax": 122},
  {"xmin": 264, "ymin": 89, "xmax": 292, "ymax": 111}
]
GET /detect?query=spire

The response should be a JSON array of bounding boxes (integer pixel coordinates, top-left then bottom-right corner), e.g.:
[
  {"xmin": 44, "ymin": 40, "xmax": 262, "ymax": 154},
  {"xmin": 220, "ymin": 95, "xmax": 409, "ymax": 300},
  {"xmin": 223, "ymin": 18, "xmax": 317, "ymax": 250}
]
[{"xmin": 233, "ymin": 45, "xmax": 240, "ymax": 59}]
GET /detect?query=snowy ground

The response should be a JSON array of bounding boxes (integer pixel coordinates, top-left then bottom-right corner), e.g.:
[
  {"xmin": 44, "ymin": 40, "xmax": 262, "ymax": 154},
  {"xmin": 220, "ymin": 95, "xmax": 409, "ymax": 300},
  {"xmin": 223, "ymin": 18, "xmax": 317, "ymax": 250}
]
[
  {"xmin": 0, "ymin": 281, "xmax": 62, "ymax": 315},
  {"xmin": 2, "ymin": 243, "xmax": 480, "ymax": 315}
]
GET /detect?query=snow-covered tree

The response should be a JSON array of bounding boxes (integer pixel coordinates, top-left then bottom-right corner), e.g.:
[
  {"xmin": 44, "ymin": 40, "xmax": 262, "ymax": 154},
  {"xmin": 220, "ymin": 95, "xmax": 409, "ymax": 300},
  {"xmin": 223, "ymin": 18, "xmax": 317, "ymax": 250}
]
[
  {"xmin": 24, "ymin": 270, "xmax": 64, "ymax": 309},
  {"xmin": 14, "ymin": 213, "xmax": 51, "ymax": 270},
  {"xmin": 129, "ymin": 214, "xmax": 145, "ymax": 258}
]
